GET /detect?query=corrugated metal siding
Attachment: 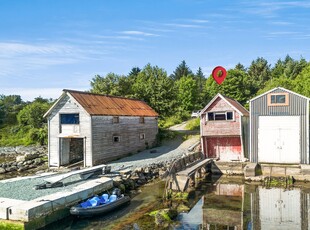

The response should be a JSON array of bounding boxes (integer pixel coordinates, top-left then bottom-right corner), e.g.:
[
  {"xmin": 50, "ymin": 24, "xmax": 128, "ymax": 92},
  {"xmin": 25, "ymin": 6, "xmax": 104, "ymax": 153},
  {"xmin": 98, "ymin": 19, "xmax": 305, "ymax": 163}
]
[{"xmin": 250, "ymin": 88, "xmax": 309, "ymax": 163}]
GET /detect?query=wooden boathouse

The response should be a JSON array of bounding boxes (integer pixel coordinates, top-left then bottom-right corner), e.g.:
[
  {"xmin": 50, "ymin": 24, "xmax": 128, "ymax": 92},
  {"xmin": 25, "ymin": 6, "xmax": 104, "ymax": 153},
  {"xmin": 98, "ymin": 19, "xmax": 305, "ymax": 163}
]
[
  {"xmin": 249, "ymin": 87, "xmax": 310, "ymax": 164},
  {"xmin": 200, "ymin": 93, "xmax": 249, "ymax": 161},
  {"xmin": 44, "ymin": 89, "xmax": 158, "ymax": 167}
]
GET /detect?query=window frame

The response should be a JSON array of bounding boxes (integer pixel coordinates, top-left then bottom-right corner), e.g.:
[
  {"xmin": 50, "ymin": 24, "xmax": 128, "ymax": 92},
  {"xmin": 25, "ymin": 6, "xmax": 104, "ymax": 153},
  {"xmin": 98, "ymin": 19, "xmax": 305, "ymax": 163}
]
[
  {"xmin": 206, "ymin": 111, "xmax": 234, "ymax": 122},
  {"xmin": 267, "ymin": 93, "xmax": 289, "ymax": 106},
  {"xmin": 60, "ymin": 113, "xmax": 80, "ymax": 124}
]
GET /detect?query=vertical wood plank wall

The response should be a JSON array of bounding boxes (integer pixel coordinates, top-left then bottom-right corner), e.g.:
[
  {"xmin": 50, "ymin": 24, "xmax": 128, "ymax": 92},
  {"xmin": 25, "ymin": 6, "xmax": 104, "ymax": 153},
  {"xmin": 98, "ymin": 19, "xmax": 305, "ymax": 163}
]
[
  {"xmin": 91, "ymin": 116, "xmax": 158, "ymax": 165},
  {"xmin": 47, "ymin": 95, "xmax": 92, "ymax": 166}
]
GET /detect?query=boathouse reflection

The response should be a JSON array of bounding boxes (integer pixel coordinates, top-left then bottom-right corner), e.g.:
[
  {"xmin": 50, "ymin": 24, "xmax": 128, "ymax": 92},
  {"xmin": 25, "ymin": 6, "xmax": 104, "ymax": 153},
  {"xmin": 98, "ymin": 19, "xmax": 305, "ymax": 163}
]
[
  {"xmin": 250, "ymin": 187, "xmax": 309, "ymax": 230},
  {"xmin": 202, "ymin": 180, "xmax": 244, "ymax": 229},
  {"xmin": 201, "ymin": 179, "xmax": 310, "ymax": 230}
]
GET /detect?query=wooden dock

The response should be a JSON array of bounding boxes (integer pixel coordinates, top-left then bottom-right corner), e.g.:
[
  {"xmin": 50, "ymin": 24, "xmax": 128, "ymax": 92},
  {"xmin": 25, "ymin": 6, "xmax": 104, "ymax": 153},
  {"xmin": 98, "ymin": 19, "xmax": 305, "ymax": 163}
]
[{"xmin": 170, "ymin": 158, "xmax": 212, "ymax": 191}]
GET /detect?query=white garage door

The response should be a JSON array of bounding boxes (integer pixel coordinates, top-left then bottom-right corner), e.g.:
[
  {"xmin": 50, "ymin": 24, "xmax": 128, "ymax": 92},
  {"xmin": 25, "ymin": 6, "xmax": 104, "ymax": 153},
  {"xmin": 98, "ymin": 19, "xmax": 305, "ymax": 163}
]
[{"xmin": 258, "ymin": 116, "xmax": 300, "ymax": 163}]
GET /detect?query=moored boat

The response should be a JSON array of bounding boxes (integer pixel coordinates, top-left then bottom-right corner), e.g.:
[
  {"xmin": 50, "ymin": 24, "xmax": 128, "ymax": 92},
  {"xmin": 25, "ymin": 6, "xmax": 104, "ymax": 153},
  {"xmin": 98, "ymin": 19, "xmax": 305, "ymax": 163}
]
[{"xmin": 70, "ymin": 188, "xmax": 130, "ymax": 217}]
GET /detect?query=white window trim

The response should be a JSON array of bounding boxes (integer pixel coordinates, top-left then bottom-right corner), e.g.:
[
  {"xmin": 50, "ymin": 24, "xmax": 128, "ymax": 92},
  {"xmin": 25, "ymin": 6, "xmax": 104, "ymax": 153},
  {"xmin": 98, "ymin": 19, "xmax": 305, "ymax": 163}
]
[{"xmin": 206, "ymin": 111, "xmax": 235, "ymax": 122}]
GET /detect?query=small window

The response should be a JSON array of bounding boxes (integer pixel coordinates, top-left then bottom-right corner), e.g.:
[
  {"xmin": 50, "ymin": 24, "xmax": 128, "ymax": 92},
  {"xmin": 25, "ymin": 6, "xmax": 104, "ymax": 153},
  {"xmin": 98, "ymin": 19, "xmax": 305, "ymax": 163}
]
[
  {"xmin": 113, "ymin": 135, "xmax": 120, "ymax": 142},
  {"xmin": 207, "ymin": 111, "xmax": 234, "ymax": 121},
  {"xmin": 140, "ymin": 133, "xmax": 145, "ymax": 140},
  {"xmin": 60, "ymin": 114, "xmax": 79, "ymax": 124},
  {"xmin": 208, "ymin": 112, "xmax": 214, "ymax": 120},
  {"xmin": 227, "ymin": 112, "xmax": 233, "ymax": 120},
  {"xmin": 268, "ymin": 93, "xmax": 289, "ymax": 106},
  {"xmin": 113, "ymin": 116, "xmax": 119, "ymax": 123},
  {"xmin": 139, "ymin": 117, "xmax": 145, "ymax": 124}
]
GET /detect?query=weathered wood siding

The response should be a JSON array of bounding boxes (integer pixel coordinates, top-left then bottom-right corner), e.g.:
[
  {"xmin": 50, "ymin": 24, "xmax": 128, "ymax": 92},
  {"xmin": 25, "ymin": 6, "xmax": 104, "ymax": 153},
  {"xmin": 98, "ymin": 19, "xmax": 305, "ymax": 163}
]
[
  {"xmin": 47, "ymin": 94, "xmax": 92, "ymax": 167},
  {"xmin": 201, "ymin": 97, "xmax": 241, "ymax": 137},
  {"xmin": 91, "ymin": 116, "xmax": 158, "ymax": 165}
]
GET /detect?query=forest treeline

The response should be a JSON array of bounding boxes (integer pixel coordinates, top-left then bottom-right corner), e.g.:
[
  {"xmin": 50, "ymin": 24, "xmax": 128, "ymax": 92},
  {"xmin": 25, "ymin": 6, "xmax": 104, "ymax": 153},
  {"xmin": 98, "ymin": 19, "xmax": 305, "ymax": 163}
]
[{"xmin": 0, "ymin": 55, "xmax": 309, "ymax": 146}]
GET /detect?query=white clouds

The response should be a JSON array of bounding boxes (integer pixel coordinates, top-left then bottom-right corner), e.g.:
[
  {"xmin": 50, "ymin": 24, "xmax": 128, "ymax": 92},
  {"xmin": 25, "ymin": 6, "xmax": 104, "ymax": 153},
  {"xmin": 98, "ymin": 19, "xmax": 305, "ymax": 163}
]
[
  {"xmin": 270, "ymin": 21, "xmax": 294, "ymax": 26},
  {"xmin": 0, "ymin": 41, "xmax": 81, "ymax": 79},
  {"xmin": 241, "ymin": 1, "xmax": 310, "ymax": 17},
  {"xmin": 164, "ymin": 23, "xmax": 204, "ymax": 28},
  {"xmin": 120, "ymin": 30, "xmax": 159, "ymax": 37},
  {"xmin": 0, "ymin": 42, "xmax": 73, "ymax": 57},
  {"xmin": 7, "ymin": 87, "xmax": 87, "ymax": 101},
  {"xmin": 188, "ymin": 19, "xmax": 209, "ymax": 24},
  {"xmin": 0, "ymin": 87, "xmax": 63, "ymax": 101}
]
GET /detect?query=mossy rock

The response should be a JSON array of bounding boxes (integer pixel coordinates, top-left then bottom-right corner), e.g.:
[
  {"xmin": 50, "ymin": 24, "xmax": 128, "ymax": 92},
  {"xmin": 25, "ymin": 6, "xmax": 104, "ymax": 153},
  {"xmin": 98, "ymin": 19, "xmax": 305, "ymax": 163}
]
[
  {"xmin": 171, "ymin": 191, "xmax": 189, "ymax": 200},
  {"xmin": 149, "ymin": 208, "xmax": 178, "ymax": 226},
  {"xmin": 176, "ymin": 203, "xmax": 190, "ymax": 212}
]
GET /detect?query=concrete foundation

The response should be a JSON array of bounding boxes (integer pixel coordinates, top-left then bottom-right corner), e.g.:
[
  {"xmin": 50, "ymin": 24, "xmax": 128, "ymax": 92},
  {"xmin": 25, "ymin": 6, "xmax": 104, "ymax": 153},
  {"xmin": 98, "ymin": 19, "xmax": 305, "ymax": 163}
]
[
  {"xmin": 211, "ymin": 161, "xmax": 247, "ymax": 175},
  {"xmin": 0, "ymin": 176, "xmax": 113, "ymax": 230}
]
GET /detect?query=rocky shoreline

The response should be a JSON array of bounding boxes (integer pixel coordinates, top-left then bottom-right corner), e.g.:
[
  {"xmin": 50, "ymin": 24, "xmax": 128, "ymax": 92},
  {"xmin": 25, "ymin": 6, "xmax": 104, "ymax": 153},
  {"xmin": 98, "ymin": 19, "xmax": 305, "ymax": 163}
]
[
  {"xmin": 0, "ymin": 146, "xmax": 48, "ymax": 174},
  {"xmin": 111, "ymin": 151, "xmax": 204, "ymax": 193}
]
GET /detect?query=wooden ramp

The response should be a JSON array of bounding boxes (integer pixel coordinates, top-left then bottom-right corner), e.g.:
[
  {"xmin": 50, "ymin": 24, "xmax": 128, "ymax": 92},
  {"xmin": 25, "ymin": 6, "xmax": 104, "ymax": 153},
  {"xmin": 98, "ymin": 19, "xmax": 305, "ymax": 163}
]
[
  {"xmin": 38, "ymin": 164, "xmax": 107, "ymax": 189},
  {"xmin": 171, "ymin": 158, "xmax": 212, "ymax": 191}
]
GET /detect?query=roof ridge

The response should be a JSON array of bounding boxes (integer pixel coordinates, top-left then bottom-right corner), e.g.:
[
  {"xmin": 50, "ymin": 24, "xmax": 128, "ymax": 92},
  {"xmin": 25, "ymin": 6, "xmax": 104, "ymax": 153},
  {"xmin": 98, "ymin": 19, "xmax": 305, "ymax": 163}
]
[{"xmin": 63, "ymin": 89, "xmax": 145, "ymax": 102}]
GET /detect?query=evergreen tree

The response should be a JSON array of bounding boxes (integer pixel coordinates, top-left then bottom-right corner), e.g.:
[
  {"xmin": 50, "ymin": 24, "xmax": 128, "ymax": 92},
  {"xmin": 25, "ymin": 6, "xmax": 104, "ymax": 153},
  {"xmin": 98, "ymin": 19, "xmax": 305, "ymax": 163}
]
[{"xmin": 170, "ymin": 60, "xmax": 193, "ymax": 80}]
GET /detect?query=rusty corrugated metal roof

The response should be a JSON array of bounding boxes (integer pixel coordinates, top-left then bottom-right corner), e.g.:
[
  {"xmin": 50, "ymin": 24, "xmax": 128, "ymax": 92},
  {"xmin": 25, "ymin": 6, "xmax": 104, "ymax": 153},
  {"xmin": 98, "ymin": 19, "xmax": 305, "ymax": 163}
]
[{"xmin": 65, "ymin": 89, "xmax": 158, "ymax": 117}]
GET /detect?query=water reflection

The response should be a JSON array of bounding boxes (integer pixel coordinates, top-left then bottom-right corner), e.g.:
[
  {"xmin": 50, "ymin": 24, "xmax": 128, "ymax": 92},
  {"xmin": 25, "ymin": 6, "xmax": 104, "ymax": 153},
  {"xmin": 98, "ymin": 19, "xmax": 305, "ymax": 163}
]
[
  {"xmin": 203, "ymin": 181, "xmax": 244, "ymax": 229},
  {"xmin": 251, "ymin": 187, "xmax": 308, "ymax": 230},
  {"xmin": 43, "ymin": 176, "xmax": 310, "ymax": 229},
  {"xmin": 178, "ymin": 176, "xmax": 310, "ymax": 230}
]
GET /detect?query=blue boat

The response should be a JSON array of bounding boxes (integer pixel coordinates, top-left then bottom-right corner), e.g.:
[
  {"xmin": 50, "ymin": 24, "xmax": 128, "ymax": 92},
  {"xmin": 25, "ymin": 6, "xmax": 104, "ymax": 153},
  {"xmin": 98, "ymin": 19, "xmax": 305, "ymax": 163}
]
[{"xmin": 70, "ymin": 188, "xmax": 130, "ymax": 217}]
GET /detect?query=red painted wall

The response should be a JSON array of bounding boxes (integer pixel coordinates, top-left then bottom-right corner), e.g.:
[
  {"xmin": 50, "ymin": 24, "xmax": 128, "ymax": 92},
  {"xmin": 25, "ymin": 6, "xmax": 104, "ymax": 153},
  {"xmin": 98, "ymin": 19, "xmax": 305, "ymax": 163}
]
[{"xmin": 205, "ymin": 136, "xmax": 242, "ymax": 161}]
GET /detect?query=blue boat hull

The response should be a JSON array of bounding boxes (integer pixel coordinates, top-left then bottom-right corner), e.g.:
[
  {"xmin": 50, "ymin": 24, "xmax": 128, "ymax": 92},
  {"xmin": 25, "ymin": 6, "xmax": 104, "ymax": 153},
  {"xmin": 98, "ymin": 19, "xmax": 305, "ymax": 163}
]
[{"xmin": 70, "ymin": 196, "xmax": 130, "ymax": 216}]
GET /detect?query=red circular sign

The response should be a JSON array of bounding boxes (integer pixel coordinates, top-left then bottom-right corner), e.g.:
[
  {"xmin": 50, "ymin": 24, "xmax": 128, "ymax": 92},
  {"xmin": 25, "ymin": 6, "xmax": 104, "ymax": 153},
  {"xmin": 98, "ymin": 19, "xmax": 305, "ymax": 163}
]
[{"xmin": 212, "ymin": 66, "xmax": 227, "ymax": 85}]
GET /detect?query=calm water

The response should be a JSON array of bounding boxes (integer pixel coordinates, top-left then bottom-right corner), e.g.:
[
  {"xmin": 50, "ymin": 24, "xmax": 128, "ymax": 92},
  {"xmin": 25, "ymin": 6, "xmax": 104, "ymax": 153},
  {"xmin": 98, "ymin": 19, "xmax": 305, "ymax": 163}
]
[{"xmin": 43, "ymin": 175, "xmax": 310, "ymax": 230}]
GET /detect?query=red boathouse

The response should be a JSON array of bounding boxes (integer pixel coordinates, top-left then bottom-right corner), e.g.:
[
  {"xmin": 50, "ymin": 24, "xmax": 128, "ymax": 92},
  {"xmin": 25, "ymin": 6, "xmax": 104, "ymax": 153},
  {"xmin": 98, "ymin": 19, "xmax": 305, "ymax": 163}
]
[{"xmin": 200, "ymin": 93, "xmax": 249, "ymax": 161}]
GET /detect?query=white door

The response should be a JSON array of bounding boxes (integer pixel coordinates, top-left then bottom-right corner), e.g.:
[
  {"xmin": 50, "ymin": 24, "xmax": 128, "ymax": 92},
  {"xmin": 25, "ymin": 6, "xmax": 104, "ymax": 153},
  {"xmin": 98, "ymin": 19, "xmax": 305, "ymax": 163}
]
[{"xmin": 258, "ymin": 116, "xmax": 300, "ymax": 163}]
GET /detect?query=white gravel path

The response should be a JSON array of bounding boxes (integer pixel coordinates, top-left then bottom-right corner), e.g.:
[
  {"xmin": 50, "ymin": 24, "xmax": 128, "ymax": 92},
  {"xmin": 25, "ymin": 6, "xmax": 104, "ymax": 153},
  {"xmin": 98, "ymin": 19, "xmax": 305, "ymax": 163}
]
[{"xmin": 109, "ymin": 124, "xmax": 200, "ymax": 171}]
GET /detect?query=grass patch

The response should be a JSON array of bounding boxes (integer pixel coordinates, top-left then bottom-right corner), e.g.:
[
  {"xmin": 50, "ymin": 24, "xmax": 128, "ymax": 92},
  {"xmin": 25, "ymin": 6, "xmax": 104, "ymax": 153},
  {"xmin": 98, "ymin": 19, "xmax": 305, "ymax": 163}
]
[
  {"xmin": 184, "ymin": 118, "xmax": 200, "ymax": 130},
  {"xmin": 158, "ymin": 116, "xmax": 183, "ymax": 129}
]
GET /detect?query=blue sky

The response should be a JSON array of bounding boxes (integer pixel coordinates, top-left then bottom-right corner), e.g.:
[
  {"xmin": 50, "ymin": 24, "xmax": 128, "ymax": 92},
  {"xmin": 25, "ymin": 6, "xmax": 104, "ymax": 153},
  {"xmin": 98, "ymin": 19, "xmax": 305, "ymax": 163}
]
[{"xmin": 1, "ymin": 0, "xmax": 310, "ymax": 101}]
